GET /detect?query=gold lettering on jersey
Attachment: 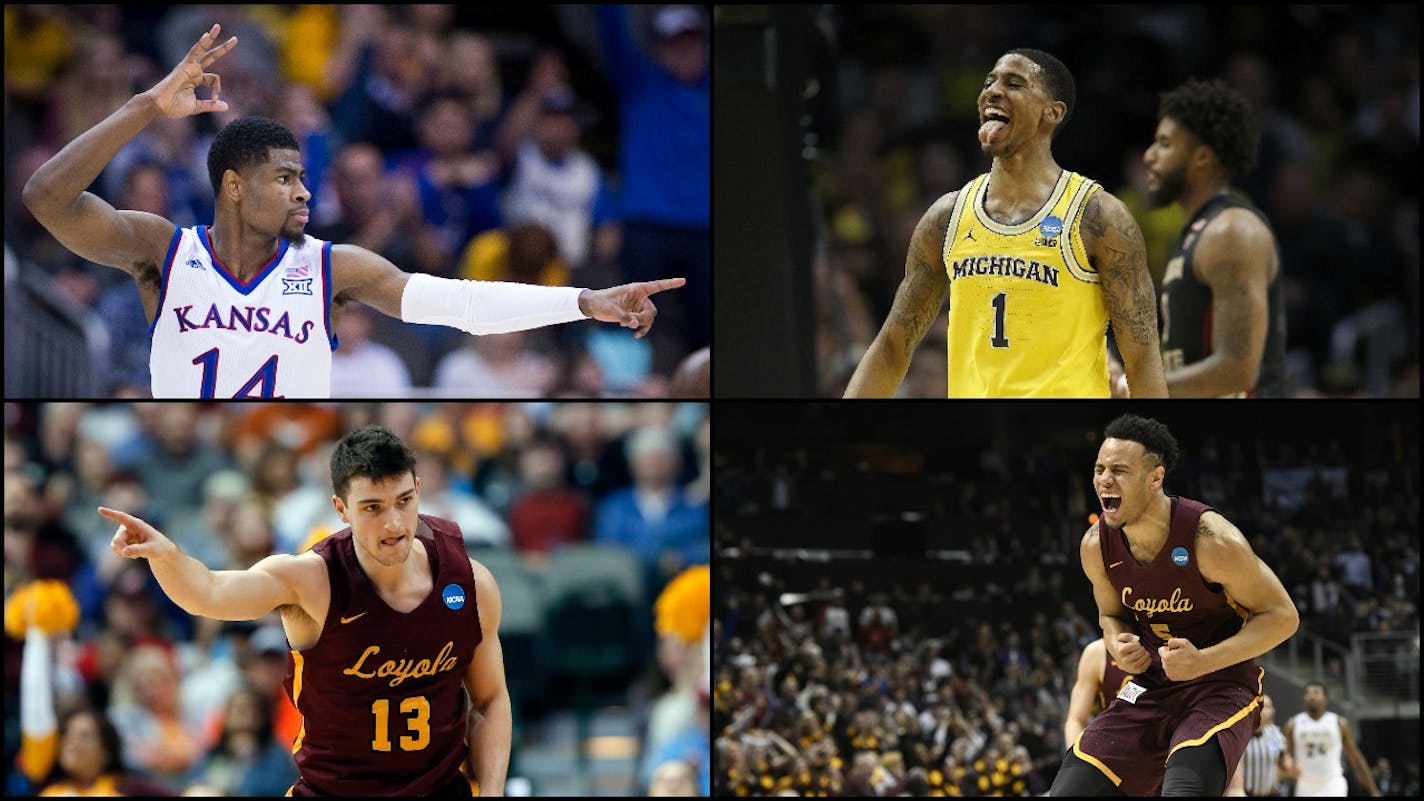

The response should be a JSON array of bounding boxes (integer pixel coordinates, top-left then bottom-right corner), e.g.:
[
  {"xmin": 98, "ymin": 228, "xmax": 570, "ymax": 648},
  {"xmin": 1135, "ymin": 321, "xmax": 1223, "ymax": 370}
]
[
  {"xmin": 1121, "ymin": 586, "xmax": 1194, "ymax": 619},
  {"xmin": 343, "ymin": 640, "xmax": 460, "ymax": 688},
  {"xmin": 950, "ymin": 255, "xmax": 1060, "ymax": 287}
]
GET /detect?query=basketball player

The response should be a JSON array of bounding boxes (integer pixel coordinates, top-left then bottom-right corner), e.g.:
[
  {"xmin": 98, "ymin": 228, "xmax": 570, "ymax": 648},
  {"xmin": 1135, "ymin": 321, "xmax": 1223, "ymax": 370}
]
[
  {"xmin": 21, "ymin": 25, "xmax": 684, "ymax": 398},
  {"xmin": 844, "ymin": 49, "xmax": 1167, "ymax": 398},
  {"xmin": 1063, "ymin": 638, "xmax": 1137, "ymax": 748},
  {"xmin": 1049, "ymin": 414, "xmax": 1299, "ymax": 796},
  {"xmin": 1140, "ymin": 79, "xmax": 1285, "ymax": 397},
  {"xmin": 1283, "ymin": 681, "xmax": 1381, "ymax": 797},
  {"xmin": 100, "ymin": 425, "xmax": 508, "ymax": 796}
]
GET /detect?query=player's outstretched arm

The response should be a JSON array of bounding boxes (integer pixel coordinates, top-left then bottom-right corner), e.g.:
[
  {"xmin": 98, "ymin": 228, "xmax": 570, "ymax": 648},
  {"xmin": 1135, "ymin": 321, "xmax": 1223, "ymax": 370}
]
[
  {"xmin": 1080, "ymin": 191, "xmax": 1168, "ymax": 398},
  {"xmin": 331, "ymin": 244, "xmax": 685, "ymax": 339},
  {"xmin": 843, "ymin": 192, "xmax": 955, "ymax": 397},
  {"xmin": 1164, "ymin": 209, "xmax": 1275, "ymax": 397},
  {"xmin": 101, "ymin": 506, "xmax": 300, "ymax": 622},
  {"xmin": 1190, "ymin": 512, "xmax": 1300, "ymax": 674},
  {"xmin": 21, "ymin": 24, "xmax": 236, "ymax": 273},
  {"xmin": 463, "ymin": 558, "xmax": 511, "ymax": 796}
]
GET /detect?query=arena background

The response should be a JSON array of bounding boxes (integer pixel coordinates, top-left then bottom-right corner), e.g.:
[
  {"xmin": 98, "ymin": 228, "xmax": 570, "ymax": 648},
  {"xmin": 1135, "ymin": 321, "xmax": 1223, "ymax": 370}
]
[
  {"xmin": 4, "ymin": 4, "xmax": 710, "ymax": 398},
  {"xmin": 4, "ymin": 401, "xmax": 710, "ymax": 796},
  {"xmin": 714, "ymin": 4, "xmax": 1420, "ymax": 398},
  {"xmin": 713, "ymin": 401, "xmax": 1420, "ymax": 795}
]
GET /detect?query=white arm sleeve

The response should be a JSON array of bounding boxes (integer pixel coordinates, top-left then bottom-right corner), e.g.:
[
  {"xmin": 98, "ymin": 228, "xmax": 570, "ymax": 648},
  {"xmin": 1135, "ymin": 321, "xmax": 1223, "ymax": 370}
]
[
  {"xmin": 400, "ymin": 272, "xmax": 589, "ymax": 335},
  {"xmin": 21, "ymin": 627, "xmax": 56, "ymax": 738}
]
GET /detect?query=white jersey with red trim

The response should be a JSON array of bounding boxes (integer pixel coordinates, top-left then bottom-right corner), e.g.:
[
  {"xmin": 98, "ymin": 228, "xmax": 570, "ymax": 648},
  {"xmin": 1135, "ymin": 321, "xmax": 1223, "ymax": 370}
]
[{"xmin": 149, "ymin": 225, "xmax": 337, "ymax": 398}]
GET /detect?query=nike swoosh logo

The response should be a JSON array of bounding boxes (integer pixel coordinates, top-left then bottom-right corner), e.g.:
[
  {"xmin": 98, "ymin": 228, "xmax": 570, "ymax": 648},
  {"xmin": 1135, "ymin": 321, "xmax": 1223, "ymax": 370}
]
[
  {"xmin": 1109, "ymin": 561, "xmax": 1124, "ymax": 569},
  {"xmin": 340, "ymin": 612, "xmax": 367, "ymax": 624}
]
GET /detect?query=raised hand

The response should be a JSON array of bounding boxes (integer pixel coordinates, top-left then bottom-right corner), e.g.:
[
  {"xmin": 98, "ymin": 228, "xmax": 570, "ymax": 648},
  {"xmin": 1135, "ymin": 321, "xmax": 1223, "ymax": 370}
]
[
  {"xmin": 578, "ymin": 277, "xmax": 687, "ymax": 338},
  {"xmin": 101, "ymin": 506, "xmax": 179, "ymax": 562},
  {"xmin": 145, "ymin": 23, "xmax": 238, "ymax": 119}
]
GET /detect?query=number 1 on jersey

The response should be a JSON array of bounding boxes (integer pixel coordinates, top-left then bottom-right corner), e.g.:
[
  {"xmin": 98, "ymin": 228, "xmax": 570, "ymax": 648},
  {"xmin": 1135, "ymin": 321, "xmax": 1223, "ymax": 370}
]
[{"xmin": 990, "ymin": 292, "xmax": 1009, "ymax": 348}]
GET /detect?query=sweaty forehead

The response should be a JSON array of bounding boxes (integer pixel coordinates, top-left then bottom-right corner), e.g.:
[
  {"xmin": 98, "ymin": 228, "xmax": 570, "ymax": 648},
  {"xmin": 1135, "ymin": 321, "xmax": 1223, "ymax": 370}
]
[
  {"xmin": 1097, "ymin": 438, "xmax": 1146, "ymax": 464},
  {"xmin": 989, "ymin": 54, "xmax": 1041, "ymax": 83},
  {"xmin": 265, "ymin": 148, "xmax": 304, "ymax": 173}
]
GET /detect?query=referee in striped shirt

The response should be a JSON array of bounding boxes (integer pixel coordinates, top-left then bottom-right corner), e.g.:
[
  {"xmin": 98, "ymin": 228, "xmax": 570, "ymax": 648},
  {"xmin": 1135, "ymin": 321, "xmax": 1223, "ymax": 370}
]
[{"xmin": 1231, "ymin": 694, "xmax": 1297, "ymax": 796}]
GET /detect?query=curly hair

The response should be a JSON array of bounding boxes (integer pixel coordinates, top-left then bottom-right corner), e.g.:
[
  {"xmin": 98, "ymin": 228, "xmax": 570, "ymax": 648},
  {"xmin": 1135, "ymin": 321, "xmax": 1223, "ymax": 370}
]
[
  {"xmin": 1006, "ymin": 48, "xmax": 1075, "ymax": 136},
  {"xmin": 1103, "ymin": 414, "xmax": 1179, "ymax": 474},
  {"xmin": 1157, "ymin": 79, "xmax": 1260, "ymax": 178},
  {"xmin": 206, "ymin": 116, "xmax": 300, "ymax": 197}
]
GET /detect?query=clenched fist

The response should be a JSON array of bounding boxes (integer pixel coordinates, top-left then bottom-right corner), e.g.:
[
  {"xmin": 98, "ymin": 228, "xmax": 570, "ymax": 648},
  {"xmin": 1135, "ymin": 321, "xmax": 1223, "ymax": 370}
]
[
  {"xmin": 1158, "ymin": 637, "xmax": 1212, "ymax": 682},
  {"xmin": 1112, "ymin": 632, "xmax": 1153, "ymax": 673},
  {"xmin": 101, "ymin": 507, "xmax": 179, "ymax": 562}
]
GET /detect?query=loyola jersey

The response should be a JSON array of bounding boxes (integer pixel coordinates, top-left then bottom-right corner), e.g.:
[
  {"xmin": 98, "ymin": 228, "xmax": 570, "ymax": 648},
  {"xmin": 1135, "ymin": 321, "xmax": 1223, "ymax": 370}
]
[
  {"xmin": 149, "ymin": 225, "xmax": 337, "ymax": 398},
  {"xmin": 285, "ymin": 515, "xmax": 482, "ymax": 796},
  {"xmin": 942, "ymin": 170, "xmax": 1109, "ymax": 397},
  {"xmin": 1098, "ymin": 496, "xmax": 1259, "ymax": 686},
  {"xmin": 1159, "ymin": 194, "xmax": 1286, "ymax": 397}
]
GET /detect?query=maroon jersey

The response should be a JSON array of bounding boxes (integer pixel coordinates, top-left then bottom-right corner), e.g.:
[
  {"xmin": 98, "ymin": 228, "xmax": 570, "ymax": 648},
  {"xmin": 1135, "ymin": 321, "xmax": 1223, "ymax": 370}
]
[
  {"xmin": 1097, "ymin": 645, "xmax": 1137, "ymax": 713},
  {"xmin": 284, "ymin": 515, "xmax": 482, "ymax": 795},
  {"xmin": 1097, "ymin": 495, "xmax": 1256, "ymax": 685}
]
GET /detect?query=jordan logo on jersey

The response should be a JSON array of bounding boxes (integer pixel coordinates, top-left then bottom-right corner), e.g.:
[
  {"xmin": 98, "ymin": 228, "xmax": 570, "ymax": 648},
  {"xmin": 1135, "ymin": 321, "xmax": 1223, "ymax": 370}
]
[{"xmin": 282, "ymin": 263, "xmax": 313, "ymax": 295}]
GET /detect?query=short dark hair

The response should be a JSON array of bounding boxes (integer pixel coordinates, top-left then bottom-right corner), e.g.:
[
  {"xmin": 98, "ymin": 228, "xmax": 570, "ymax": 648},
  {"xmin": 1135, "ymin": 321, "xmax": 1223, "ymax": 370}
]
[
  {"xmin": 1158, "ymin": 79, "xmax": 1260, "ymax": 178},
  {"xmin": 1103, "ymin": 414, "xmax": 1179, "ymax": 474},
  {"xmin": 1305, "ymin": 680, "xmax": 1329, "ymax": 697},
  {"xmin": 207, "ymin": 116, "xmax": 300, "ymax": 197},
  {"xmin": 1007, "ymin": 48, "xmax": 1075, "ymax": 136},
  {"xmin": 48, "ymin": 708, "xmax": 123, "ymax": 785},
  {"xmin": 330, "ymin": 425, "xmax": 417, "ymax": 501}
]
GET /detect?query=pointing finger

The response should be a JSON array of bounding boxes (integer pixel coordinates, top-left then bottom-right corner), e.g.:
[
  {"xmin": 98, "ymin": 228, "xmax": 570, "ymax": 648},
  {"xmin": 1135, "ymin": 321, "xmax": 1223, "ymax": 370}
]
[{"xmin": 637, "ymin": 277, "xmax": 686, "ymax": 296}]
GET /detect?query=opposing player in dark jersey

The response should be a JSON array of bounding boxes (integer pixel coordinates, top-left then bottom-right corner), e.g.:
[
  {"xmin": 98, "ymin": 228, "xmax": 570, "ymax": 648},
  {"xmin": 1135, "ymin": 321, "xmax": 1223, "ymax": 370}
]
[
  {"xmin": 1140, "ymin": 79, "xmax": 1286, "ymax": 397},
  {"xmin": 101, "ymin": 425, "xmax": 509, "ymax": 796},
  {"xmin": 1049, "ymin": 414, "xmax": 1298, "ymax": 796}
]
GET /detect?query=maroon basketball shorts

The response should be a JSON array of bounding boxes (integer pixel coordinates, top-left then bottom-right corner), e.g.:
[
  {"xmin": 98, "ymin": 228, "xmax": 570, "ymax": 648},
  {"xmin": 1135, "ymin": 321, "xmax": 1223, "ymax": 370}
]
[{"xmin": 1072, "ymin": 664, "xmax": 1264, "ymax": 797}]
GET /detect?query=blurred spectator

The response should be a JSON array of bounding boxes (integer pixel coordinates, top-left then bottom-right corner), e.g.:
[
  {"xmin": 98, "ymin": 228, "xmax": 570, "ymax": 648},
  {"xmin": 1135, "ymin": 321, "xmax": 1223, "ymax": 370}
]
[
  {"xmin": 309, "ymin": 143, "xmax": 430, "ymax": 271},
  {"xmin": 395, "ymin": 90, "xmax": 503, "ymax": 270},
  {"xmin": 461, "ymin": 221, "xmax": 569, "ymax": 288},
  {"xmin": 34, "ymin": 708, "xmax": 176, "ymax": 796},
  {"xmin": 410, "ymin": 449, "xmax": 509, "ymax": 549},
  {"xmin": 433, "ymin": 331, "xmax": 560, "ymax": 397},
  {"xmin": 648, "ymin": 758, "xmax": 699, "ymax": 796},
  {"xmin": 107, "ymin": 644, "xmax": 200, "ymax": 784},
  {"xmin": 595, "ymin": 426, "xmax": 709, "ymax": 594},
  {"xmin": 186, "ymin": 684, "xmax": 297, "ymax": 796},
  {"xmin": 330, "ymin": 302, "xmax": 413, "ymax": 397},
  {"xmin": 507, "ymin": 436, "xmax": 589, "ymax": 565},
  {"xmin": 593, "ymin": 5, "xmax": 711, "ymax": 374},
  {"xmin": 328, "ymin": 15, "xmax": 424, "ymax": 155},
  {"xmin": 130, "ymin": 406, "xmax": 230, "ymax": 533},
  {"xmin": 497, "ymin": 51, "xmax": 614, "ymax": 271}
]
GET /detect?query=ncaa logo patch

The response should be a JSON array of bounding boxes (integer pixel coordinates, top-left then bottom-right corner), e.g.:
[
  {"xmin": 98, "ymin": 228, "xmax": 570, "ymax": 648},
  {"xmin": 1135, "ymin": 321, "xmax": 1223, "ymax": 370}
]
[
  {"xmin": 442, "ymin": 583, "xmax": 466, "ymax": 610},
  {"xmin": 1038, "ymin": 215, "xmax": 1064, "ymax": 238},
  {"xmin": 1171, "ymin": 546, "xmax": 1189, "ymax": 567}
]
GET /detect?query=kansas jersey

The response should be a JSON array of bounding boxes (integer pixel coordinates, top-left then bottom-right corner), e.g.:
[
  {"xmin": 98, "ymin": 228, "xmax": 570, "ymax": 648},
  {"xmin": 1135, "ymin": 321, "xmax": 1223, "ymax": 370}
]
[
  {"xmin": 1159, "ymin": 193, "xmax": 1286, "ymax": 397},
  {"xmin": 943, "ymin": 170, "xmax": 1110, "ymax": 397},
  {"xmin": 285, "ymin": 515, "xmax": 482, "ymax": 796},
  {"xmin": 149, "ymin": 225, "xmax": 337, "ymax": 398}
]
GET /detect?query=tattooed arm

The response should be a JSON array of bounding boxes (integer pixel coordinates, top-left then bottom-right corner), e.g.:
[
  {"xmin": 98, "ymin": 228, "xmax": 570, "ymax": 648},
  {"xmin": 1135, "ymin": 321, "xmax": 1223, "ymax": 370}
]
[
  {"xmin": 1165, "ymin": 209, "xmax": 1277, "ymax": 397},
  {"xmin": 1081, "ymin": 191, "xmax": 1169, "ymax": 397},
  {"xmin": 843, "ymin": 192, "xmax": 955, "ymax": 397},
  {"xmin": 1191, "ymin": 512, "xmax": 1299, "ymax": 674}
]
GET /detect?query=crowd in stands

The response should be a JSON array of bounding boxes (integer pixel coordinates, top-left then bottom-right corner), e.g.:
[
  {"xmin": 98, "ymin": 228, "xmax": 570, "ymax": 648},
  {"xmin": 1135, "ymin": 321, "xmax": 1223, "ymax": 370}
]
[
  {"xmin": 5, "ymin": 4, "xmax": 709, "ymax": 396},
  {"xmin": 805, "ymin": 5, "xmax": 1419, "ymax": 397},
  {"xmin": 4, "ymin": 401, "xmax": 710, "ymax": 795}
]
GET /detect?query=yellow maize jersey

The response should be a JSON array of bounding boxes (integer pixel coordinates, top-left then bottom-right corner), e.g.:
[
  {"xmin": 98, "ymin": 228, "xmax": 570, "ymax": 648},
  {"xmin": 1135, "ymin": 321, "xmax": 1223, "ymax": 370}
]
[{"xmin": 943, "ymin": 170, "xmax": 1110, "ymax": 397}]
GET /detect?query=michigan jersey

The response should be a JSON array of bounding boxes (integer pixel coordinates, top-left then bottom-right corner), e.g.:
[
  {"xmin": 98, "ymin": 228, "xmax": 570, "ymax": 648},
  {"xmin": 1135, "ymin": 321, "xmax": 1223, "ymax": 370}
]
[
  {"xmin": 149, "ymin": 225, "xmax": 337, "ymax": 398},
  {"xmin": 943, "ymin": 170, "xmax": 1109, "ymax": 397}
]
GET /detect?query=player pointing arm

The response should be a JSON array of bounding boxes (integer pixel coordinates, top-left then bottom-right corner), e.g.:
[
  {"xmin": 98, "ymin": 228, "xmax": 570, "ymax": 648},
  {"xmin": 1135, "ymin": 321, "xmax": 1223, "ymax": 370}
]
[{"xmin": 24, "ymin": 24, "xmax": 685, "ymax": 398}]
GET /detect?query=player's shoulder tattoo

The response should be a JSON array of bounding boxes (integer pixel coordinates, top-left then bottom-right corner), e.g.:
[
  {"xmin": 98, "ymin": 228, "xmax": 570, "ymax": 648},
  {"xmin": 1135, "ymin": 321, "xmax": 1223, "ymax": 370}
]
[{"xmin": 1196, "ymin": 519, "xmax": 1214, "ymax": 539}]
